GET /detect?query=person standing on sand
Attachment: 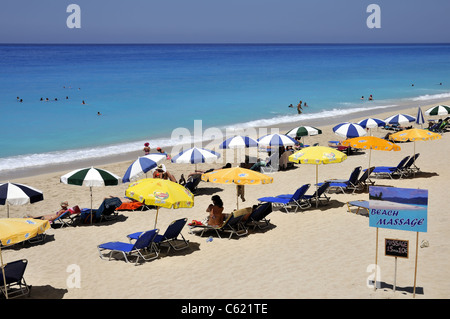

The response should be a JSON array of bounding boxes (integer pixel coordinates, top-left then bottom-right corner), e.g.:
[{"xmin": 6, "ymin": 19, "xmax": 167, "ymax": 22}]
[{"xmin": 143, "ymin": 142, "xmax": 151, "ymax": 155}]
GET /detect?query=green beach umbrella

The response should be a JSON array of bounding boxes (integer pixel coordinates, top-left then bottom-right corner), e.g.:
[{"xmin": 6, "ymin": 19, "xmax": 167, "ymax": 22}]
[
  {"xmin": 286, "ymin": 126, "xmax": 322, "ymax": 138},
  {"xmin": 425, "ymin": 105, "xmax": 450, "ymax": 116},
  {"xmin": 285, "ymin": 125, "xmax": 322, "ymax": 145},
  {"xmin": 60, "ymin": 167, "xmax": 121, "ymax": 224}
]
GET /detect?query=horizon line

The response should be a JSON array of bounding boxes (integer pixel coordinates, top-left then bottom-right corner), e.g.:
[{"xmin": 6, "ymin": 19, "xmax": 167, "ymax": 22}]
[{"xmin": 1, "ymin": 42, "xmax": 449, "ymax": 46}]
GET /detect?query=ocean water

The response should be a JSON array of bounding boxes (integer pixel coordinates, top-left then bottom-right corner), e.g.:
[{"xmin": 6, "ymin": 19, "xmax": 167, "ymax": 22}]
[{"xmin": 1, "ymin": 43, "xmax": 450, "ymax": 174}]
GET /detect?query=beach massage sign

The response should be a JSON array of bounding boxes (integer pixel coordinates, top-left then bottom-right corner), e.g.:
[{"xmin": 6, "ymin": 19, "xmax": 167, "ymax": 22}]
[
  {"xmin": 369, "ymin": 186, "xmax": 428, "ymax": 233},
  {"xmin": 369, "ymin": 186, "xmax": 428, "ymax": 297}
]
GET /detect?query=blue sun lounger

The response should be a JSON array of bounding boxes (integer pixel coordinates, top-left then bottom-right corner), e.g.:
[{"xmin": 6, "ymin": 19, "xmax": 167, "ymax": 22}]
[
  {"xmin": 0, "ymin": 259, "xmax": 31, "ymax": 299},
  {"xmin": 188, "ymin": 210, "xmax": 249, "ymax": 239},
  {"xmin": 369, "ymin": 156, "xmax": 410, "ymax": 179},
  {"xmin": 244, "ymin": 202, "xmax": 273, "ymax": 230},
  {"xmin": 401, "ymin": 153, "xmax": 420, "ymax": 176},
  {"xmin": 304, "ymin": 181, "xmax": 331, "ymax": 206},
  {"xmin": 346, "ymin": 200, "xmax": 370, "ymax": 215},
  {"xmin": 318, "ymin": 166, "xmax": 361, "ymax": 194},
  {"xmin": 127, "ymin": 218, "xmax": 189, "ymax": 253},
  {"xmin": 97, "ymin": 229, "xmax": 159, "ymax": 265},
  {"xmin": 257, "ymin": 183, "xmax": 311, "ymax": 212}
]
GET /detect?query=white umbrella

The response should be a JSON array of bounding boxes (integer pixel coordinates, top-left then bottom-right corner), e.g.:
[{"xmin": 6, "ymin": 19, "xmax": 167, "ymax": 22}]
[
  {"xmin": 0, "ymin": 183, "xmax": 44, "ymax": 218},
  {"xmin": 60, "ymin": 167, "xmax": 121, "ymax": 224},
  {"xmin": 332, "ymin": 122, "xmax": 367, "ymax": 139}
]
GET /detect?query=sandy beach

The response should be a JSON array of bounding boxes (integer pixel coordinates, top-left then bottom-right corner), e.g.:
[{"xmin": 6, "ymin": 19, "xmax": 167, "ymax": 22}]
[{"xmin": 2, "ymin": 100, "xmax": 450, "ymax": 300}]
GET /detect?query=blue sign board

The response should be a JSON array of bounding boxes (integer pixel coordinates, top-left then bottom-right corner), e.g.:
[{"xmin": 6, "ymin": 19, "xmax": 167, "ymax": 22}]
[{"xmin": 369, "ymin": 186, "xmax": 428, "ymax": 233}]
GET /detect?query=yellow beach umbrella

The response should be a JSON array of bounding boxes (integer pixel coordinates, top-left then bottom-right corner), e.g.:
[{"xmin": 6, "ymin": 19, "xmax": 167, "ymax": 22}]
[
  {"xmin": 342, "ymin": 136, "xmax": 401, "ymax": 177},
  {"xmin": 0, "ymin": 218, "xmax": 50, "ymax": 299},
  {"xmin": 289, "ymin": 146, "xmax": 347, "ymax": 207},
  {"xmin": 125, "ymin": 178, "xmax": 194, "ymax": 228},
  {"xmin": 389, "ymin": 128, "xmax": 442, "ymax": 174},
  {"xmin": 201, "ymin": 167, "xmax": 273, "ymax": 209}
]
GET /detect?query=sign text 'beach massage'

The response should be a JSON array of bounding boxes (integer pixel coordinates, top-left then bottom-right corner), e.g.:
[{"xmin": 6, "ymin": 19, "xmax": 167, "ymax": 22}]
[{"xmin": 369, "ymin": 187, "xmax": 428, "ymax": 233}]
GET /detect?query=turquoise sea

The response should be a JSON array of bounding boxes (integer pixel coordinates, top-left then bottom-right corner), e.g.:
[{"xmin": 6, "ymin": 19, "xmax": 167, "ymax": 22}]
[{"xmin": 1, "ymin": 43, "xmax": 450, "ymax": 174}]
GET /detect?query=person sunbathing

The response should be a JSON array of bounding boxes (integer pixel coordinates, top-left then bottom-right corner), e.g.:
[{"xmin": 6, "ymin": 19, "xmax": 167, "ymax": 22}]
[
  {"xmin": 26, "ymin": 201, "xmax": 80, "ymax": 222},
  {"xmin": 153, "ymin": 164, "xmax": 177, "ymax": 183}
]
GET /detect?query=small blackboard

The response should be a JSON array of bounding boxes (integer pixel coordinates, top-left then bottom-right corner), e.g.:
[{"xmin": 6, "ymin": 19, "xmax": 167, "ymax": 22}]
[{"xmin": 385, "ymin": 238, "xmax": 409, "ymax": 258}]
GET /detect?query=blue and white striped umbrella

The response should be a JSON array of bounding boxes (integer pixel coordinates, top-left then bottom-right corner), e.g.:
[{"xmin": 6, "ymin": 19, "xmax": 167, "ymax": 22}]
[
  {"xmin": 332, "ymin": 122, "xmax": 367, "ymax": 139},
  {"xmin": 219, "ymin": 135, "xmax": 258, "ymax": 149},
  {"xmin": 384, "ymin": 113, "xmax": 415, "ymax": 125},
  {"xmin": 122, "ymin": 153, "xmax": 167, "ymax": 183},
  {"xmin": 0, "ymin": 182, "xmax": 44, "ymax": 218},
  {"xmin": 416, "ymin": 107, "xmax": 425, "ymax": 126},
  {"xmin": 171, "ymin": 147, "xmax": 221, "ymax": 164},
  {"xmin": 357, "ymin": 118, "xmax": 386, "ymax": 129},
  {"xmin": 257, "ymin": 134, "xmax": 297, "ymax": 147}
]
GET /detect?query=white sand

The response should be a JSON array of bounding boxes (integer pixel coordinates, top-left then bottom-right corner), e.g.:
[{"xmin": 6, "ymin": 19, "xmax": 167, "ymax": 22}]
[{"xmin": 2, "ymin": 101, "xmax": 450, "ymax": 299}]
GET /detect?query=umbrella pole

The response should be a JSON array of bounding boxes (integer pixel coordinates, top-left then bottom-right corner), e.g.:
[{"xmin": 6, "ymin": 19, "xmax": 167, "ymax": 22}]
[
  {"xmin": 90, "ymin": 186, "xmax": 93, "ymax": 224},
  {"xmin": 154, "ymin": 206, "xmax": 159, "ymax": 229},
  {"xmin": 368, "ymin": 148, "xmax": 373, "ymax": 187},
  {"xmin": 413, "ymin": 141, "xmax": 416, "ymax": 177},
  {"xmin": 7, "ymin": 204, "xmax": 9, "ymax": 219},
  {"xmin": 236, "ymin": 185, "xmax": 239, "ymax": 210},
  {"xmin": 0, "ymin": 247, "xmax": 8, "ymax": 299},
  {"xmin": 315, "ymin": 165, "xmax": 319, "ymax": 208}
]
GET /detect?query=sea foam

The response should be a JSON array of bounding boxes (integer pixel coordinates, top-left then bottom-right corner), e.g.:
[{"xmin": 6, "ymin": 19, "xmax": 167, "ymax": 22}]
[{"xmin": 0, "ymin": 104, "xmax": 398, "ymax": 173}]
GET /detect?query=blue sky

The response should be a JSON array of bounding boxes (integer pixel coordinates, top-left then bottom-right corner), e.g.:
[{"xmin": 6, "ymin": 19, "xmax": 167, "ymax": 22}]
[{"xmin": 0, "ymin": 0, "xmax": 449, "ymax": 43}]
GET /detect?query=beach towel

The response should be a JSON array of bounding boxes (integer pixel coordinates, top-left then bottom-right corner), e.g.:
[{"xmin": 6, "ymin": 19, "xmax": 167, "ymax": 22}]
[{"xmin": 116, "ymin": 201, "xmax": 143, "ymax": 211}]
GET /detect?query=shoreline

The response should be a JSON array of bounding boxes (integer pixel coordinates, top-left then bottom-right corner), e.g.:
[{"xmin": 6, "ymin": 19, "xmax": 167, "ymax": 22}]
[{"xmin": 3, "ymin": 96, "xmax": 449, "ymax": 182}]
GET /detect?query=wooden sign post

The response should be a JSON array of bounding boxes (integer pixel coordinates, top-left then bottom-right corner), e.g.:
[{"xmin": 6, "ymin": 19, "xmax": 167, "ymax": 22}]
[{"xmin": 385, "ymin": 238, "xmax": 409, "ymax": 292}]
